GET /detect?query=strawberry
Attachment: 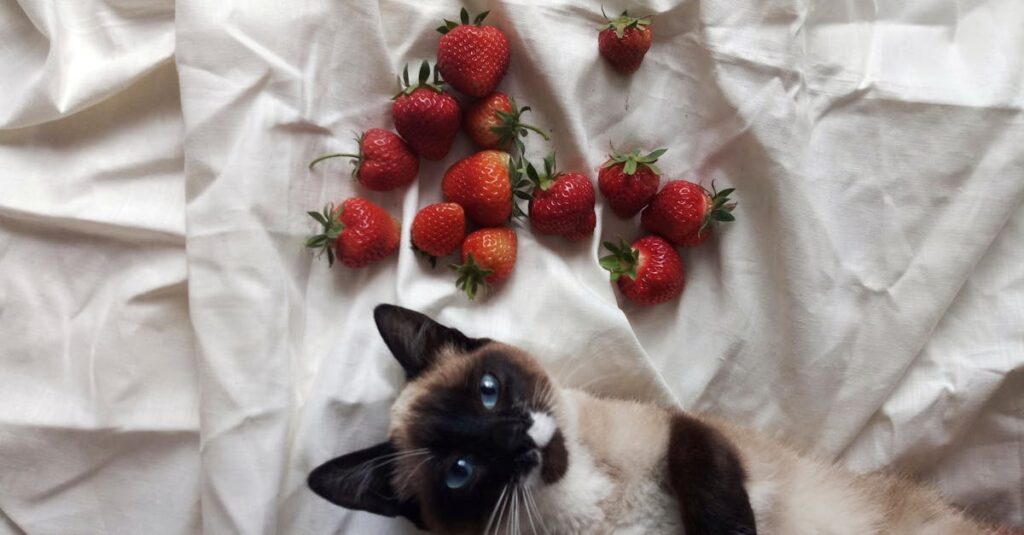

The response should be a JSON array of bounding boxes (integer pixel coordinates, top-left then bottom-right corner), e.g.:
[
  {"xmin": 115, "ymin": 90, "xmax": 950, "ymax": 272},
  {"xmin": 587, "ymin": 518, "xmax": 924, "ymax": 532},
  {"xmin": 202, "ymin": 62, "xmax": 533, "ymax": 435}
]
[
  {"xmin": 450, "ymin": 227, "xmax": 517, "ymax": 299},
  {"xmin": 641, "ymin": 181, "xmax": 736, "ymax": 246},
  {"xmin": 392, "ymin": 61, "xmax": 461, "ymax": 161},
  {"xmin": 598, "ymin": 9, "xmax": 653, "ymax": 74},
  {"xmin": 464, "ymin": 92, "xmax": 549, "ymax": 152},
  {"xmin": 597, "ymin": 147, "xmax": 666, "ymax": 218},
  {"xmin": 524, "ymin": 153, "xmax": 596, "ymax": 240},
  {"xmin": 411, "ymin": 202, "xmax": 467, "ymax": 267},
  {"xmin": 442, "ymin": 150, "xmax": 513, "ymax": 227},
  {"xmin": 305, "ymin": 198, "xmax": 400, "ymax": 268},
  {"xmin": 308, "ymin": 129, "xmax": 418, "ymax": 191},
  {"xmin": 436, "ymin": 8, "xmax": 510, "ymax": 97},
  {"xmin": 600, "ymin": 236, "xmax": 684, "ymax": 305}
]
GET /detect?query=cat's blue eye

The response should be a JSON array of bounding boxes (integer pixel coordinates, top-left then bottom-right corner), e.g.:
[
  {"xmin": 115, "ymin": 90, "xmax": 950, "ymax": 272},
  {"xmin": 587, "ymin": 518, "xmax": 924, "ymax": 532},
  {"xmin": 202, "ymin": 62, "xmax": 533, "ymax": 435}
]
[
  {"xmin": 480, "ymin": 373, "xmax": 499, "ymax": 409},
  {"xmin": 446, "ymin": 457, "xmax": 475, "ymax": 489}
]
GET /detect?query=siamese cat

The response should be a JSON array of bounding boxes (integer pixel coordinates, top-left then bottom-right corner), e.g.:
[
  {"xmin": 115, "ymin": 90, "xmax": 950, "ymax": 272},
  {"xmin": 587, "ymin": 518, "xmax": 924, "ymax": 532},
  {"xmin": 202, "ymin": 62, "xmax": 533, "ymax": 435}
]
[{"xmin": 308, "ymin": 305, "xmax": 1006, "ymax": 534}]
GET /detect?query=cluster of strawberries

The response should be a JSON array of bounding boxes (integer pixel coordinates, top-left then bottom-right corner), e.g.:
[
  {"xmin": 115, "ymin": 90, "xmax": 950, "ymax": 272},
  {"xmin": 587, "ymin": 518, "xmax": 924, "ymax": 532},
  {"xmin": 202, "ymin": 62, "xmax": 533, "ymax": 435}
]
[{"xmin": 305, "ymin": 7, "xmax": 736, "ymax": 305}]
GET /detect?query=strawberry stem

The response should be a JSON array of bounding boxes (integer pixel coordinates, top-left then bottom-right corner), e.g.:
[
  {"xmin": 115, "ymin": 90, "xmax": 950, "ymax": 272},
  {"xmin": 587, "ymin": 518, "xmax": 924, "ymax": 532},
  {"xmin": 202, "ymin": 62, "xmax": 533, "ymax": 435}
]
[{"xmin": 308, "ymin": 152, "xmax": 361, "ymax": 171}]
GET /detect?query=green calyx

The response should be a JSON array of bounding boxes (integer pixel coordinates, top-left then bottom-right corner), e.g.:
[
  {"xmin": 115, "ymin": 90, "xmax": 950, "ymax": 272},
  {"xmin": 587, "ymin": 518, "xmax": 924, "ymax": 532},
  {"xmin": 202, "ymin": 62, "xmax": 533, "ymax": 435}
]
[
  {"xmin": 697, "ymin": 182, "xmax": 738, "ymax": 235},
  {"xmin": 490, "ymin": 96, "xmax": 550, "ymax": 153},
  {"xmin": 305, "ymin": 203, "xmax": 345, "ymax": 267},
  {"xmin": 450, "ymin": 253, "xmax": 494, "ymax": 300},
  {"xmin": 308, "ymin": 131, "xmax": 365, "ymax": 178},
  {"xmin": 599, "ymin": 8, "xmax": 652, "ymax": 39},
  {"xmin": 523, "ymin": 152, "xmax": 559, "ymax": 194},
  {"xmin": 599, "ymin": 239, "xmax": 639, "ymax": 282},
  {"xmin": 509, "ymin": 156, "xmax": 529, "ymax": 219},
  {"xmin": 394, "ymin": 61, "xmax": 444, "ymax": 99},
  {"xmin": 602, "ymin": 146, "xmax": 667, "ymax": 175},
  {"xmin": 437, "ymin": 7, "xmax": 490, "ymax": 34}
]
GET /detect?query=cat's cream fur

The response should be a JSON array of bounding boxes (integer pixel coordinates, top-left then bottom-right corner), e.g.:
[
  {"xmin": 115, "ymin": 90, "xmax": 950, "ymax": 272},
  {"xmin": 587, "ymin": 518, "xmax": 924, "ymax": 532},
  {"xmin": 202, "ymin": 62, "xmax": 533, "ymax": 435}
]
[{"xmin": 534, "ymin": 386, "xmax": 998, "ymax": 534}]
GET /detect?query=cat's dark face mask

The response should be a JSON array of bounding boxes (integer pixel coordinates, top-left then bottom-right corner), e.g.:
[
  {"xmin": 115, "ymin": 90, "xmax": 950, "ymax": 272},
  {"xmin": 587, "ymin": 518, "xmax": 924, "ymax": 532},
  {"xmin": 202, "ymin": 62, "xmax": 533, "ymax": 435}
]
[{"xmin": 307, "ymin": 305, "xmax": 568, "ymax": 533}]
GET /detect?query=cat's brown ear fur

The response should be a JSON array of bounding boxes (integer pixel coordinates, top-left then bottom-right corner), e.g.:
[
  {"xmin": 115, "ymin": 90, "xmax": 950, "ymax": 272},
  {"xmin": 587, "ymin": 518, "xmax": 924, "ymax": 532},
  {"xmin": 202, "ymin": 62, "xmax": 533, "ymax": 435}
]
[
  {"xmin": 668, "ymin": 414, "xmax": 758, "ymax": 535},
  {"xmin": 373, "ymin": 304, "xmax": 488, "ymax": 380},
  {"xmin": 307, "ymin": 441, "xmax": 426, "ymax": 529}
]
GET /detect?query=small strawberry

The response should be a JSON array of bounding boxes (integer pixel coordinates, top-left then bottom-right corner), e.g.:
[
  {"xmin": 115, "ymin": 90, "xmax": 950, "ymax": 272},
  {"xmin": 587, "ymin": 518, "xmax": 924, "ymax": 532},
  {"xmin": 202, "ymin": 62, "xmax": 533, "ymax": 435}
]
[
  {"xmin": 524, "ymin": 153, "xmax": 596, "ymax": 240},
  {"xmin": 450, "ymin": 227, "xmax": 517, "ymax": 299},
  {"xmin": 411, "ymin": 202, "xmax": 467, "ymax": 267},
  {"xmin": 597, "ymin": 147, "xmax": 666, "ymax": 218},
  {"xmin": 305, "ymin": 198, "xmax": 400, "ymax": 268},
  {"xmin": 308, "ymin": 129, "xmax": 418, "ymax": 191},
  {"xmin": 392, "ymin": 61, "xmax": 461, "ymax": 161},
  {"xmin": 442, "ymin": 150, "xmax": 513, "ymax": 227},
  {"xmin": 641, "ymin": 180, "xmax": 736, "ymax": 246},
  {"xmin": 464, "ymin": 92, "xmax": 549, "ymax": 152},
  {"xmin": 436, "ymin": 8, "xmax": 510, "ymax": 97},
  {"xmin": 598, "ymin": 9, "xmax": 653, "ymax": 74},
  {"xmin": 600, "ymin": 236, "xmax": 684, "ymax": 305}
]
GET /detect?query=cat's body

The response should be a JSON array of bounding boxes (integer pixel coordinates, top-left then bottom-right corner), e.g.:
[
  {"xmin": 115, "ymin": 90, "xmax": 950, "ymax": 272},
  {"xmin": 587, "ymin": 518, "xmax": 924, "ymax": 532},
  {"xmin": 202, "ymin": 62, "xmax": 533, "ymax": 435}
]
[
  {"xmin": 543, "ymin": 389, "xmax": 994, "ymax": 534},
  {"xmin": 308, "ymin": 305, "xmax": 1006, "ymax": 534}
]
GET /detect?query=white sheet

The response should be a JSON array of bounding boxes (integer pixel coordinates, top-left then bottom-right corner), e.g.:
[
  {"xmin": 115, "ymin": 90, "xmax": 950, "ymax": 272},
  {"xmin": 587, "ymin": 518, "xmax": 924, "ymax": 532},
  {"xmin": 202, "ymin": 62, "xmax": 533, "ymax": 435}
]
[{"xmin": 2, "ymin": 0, "xmax": 1022, "ymax": 533}]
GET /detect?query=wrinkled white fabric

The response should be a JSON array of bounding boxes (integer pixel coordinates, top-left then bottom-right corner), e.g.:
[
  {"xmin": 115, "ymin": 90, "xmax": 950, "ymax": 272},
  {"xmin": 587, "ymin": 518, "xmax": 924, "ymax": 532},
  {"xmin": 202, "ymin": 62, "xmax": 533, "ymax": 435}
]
[
  {"xmin": 0, "ymin": 1, "xmax": 198, "ymax": 534},
  {"xmin": 2, "ymin": 0, "xmax": 1023, "ymax": 534}
]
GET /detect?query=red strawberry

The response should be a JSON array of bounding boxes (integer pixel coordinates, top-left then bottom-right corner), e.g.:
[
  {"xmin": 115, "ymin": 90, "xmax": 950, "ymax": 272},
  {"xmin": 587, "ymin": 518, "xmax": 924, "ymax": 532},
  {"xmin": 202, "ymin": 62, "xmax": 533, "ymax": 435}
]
[
  {"xmin": 442, "ymin": 150, "xmax": 513, "ymax": 227},
  {"xmin": 308, "ymin": 129, "xmax": 418, "ymax": 191},
  {"xmin": 411, "ymin": 202, "xmax": 467, "ymax": 267},
  {"xmin": 600, "ymin": 236, "xmax": 684, "ymax": 305},
  {"xmin": 392, "ymin": 61, "xmax": 461, "ymax": 161},
  {"xmin": 305, "ymin": 198, "xmax": 400, "ymax": 268},
  {"xmin": 464, "ymin": 92, "xmax": 549, "ymax": 152},
  {"xmin": 641, "ymin": 181, "xmax": 736, "ymax": 246},
  {"xmin": 524, "ymin": 153, "xmax": 596, "ymax": 240},
  {"xmin": 436, "ymin": 8, "xmax": 510, "ymax": 97},
  {"xmin": 597, "ymin": 147, "xmax": 666, "ymax": 218},
  {"xmin": 450, "ymin": 227, "xmax": 517, "ymax": 299},
  {"xmin": 598, "ymin": 9, "xmax": 653, "ymax": 74}
]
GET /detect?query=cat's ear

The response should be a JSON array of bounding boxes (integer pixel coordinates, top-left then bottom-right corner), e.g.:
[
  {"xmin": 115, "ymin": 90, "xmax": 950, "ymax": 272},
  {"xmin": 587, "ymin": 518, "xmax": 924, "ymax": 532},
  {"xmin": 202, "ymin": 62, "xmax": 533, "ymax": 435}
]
[
  {"xmin": 668, "ymin": 415, "xmax": 759, "ymax": 535},
  {"xmin": 374, "ymin": 304, "xmax": 489, "ymax": 379},
  {"xmin": 307, "ymin": 441, "xmax": 426, "ymax": 529}
]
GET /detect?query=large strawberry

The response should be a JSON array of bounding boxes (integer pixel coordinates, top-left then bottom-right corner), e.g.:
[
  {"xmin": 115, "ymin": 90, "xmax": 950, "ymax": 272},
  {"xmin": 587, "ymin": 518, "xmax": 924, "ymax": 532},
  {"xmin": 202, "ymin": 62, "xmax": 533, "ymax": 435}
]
[
  {"xmin": 464, "ymin": 92, "xmax": 549, "ymax": 152},
  {"xmin": 436, "ymin": 8, "xmax": 510, "ymax": 97},
  {"xmin": 641, "ymin": 180, "xmax": 736, "ymax": 246},
  {"xmin": 450, "ymin": 227, "xmax": 517, "ymax": 299},
  {"xmin": 392, "ymin": 61, "xmax": 461, "ymax": 161},
  {"xmin": 597, "ymin": 147, "xmax": 666, "ymax": 218},
  {"xmin": 411, "ymin": 202, "xmax": 467, "ymax": 267},
  {"xmin": 305, "ymin": 198, "xmax": 400, "ymax": 268},
  {"xmin": 600, "ymin": 236, "xmax": 684, "ymax": 305},
  {"xmin": 524, "ymin": 153, "xmax": 596, "ymax": 240},
  {"xmin": 598, "ymin": 9, "xmax": 653, "ymax": 74},
  {"xmin": 442, "ymin": 150, "xmax": 513, "ymax": 227},
  {"xmin": 308, "ymin": 129, "xmax": 418, "ymax": 191}
]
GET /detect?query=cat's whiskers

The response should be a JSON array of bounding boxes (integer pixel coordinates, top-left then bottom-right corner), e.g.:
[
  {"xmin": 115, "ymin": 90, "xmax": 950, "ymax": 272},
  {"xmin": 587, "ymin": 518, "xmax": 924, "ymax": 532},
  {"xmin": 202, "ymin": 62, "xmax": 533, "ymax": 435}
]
[
  {"xmin": 520, "ymin": 484, "xmax": 540, "ymax": 535},
  {"xmin": 485, "ymin": 483, "xmax": 509, "ymax": 535},
  {"xmin": 525, "ymin": 483, "xmax": 549, "ymax": 535},
  {"xmin": 512, "ymin": 484, "xmax": 521, "ymax": 535},
  {"xmin": 395, "ymin": 454, "xmax": 434, "ymax": 496},
  {"xmin": 344, "ymin": 449, "xmax": 430, "ymax": 498}
]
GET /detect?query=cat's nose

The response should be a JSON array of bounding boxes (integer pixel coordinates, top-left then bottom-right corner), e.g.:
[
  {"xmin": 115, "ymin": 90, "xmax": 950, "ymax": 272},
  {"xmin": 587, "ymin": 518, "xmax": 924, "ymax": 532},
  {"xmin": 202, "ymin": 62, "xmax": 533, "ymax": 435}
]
[{"xmin": 491, "ymin": 418, "xmax": 532, "ymax": 452}]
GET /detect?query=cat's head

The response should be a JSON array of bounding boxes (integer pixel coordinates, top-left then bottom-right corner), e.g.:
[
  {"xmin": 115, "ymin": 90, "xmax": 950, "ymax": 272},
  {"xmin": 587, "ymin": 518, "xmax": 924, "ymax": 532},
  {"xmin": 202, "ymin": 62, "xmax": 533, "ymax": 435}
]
[{"xmin": 308, "ymin": 304, "xmax": 569, "ymax": 532}]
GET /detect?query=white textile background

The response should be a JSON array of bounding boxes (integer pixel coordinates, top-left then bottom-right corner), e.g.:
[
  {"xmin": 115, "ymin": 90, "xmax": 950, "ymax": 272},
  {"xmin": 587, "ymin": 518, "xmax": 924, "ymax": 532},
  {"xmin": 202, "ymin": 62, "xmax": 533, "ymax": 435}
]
[{"xmin": 2, "ymin": 0, "xmax": 1023, "ymax": 534}]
